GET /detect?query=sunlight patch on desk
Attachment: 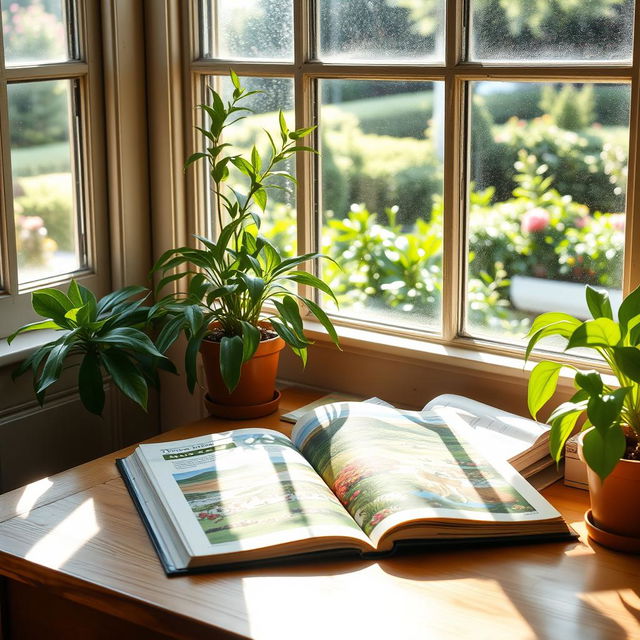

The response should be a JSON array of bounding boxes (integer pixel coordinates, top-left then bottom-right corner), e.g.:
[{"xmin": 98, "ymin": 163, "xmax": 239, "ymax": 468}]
[
  {"xmin": 25, "ymin": 498, "xmax": 99, "ymax": 569},
  {"xmin": 16, "ymin": 477, "xmax": 53, "ymax": 519},
  {"xmin": 580, "ymin": 589, "xmax": 640, "ymax": 636},
  {"xmin": 239, "ymin": 568, "xmax": 533, "ymax": 640}
]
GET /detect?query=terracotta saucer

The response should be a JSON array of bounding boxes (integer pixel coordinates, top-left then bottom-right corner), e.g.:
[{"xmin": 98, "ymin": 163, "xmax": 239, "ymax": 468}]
[
  {"xmin": 584, "ymin": 509, "xmax": 640, "ymax": 553},
  {"xmin": 204, "ymin": 390, "xmax": 282, "ymax": 420}
]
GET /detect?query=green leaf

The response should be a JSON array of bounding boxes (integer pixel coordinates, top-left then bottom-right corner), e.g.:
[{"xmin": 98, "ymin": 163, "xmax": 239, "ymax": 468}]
[
  {"xmin": 231, "ymin": 156, "xmax": 255, "ymax": 177},
  {"xmin": 78, "ymin": 351, "xmax": 105, "ymax": 415},
  {"xmin": 220, "ymin": 335, "xmax": 244, "ymax": 392},
  {"xmin": 230, "ymin": 69, "xmax": 241, "ymax": 90},
  {"xmin": 251, "ymin": 145, "xmax": 261, "ymax": 173},
  {"xmin": 279, "ymin": 296, "xmax": 305, "ymax": 335},
  {"xmin": 32, "ymin": 289, "xmax": 74, "ymax": 324},
  {"xmin": 285, "ymin": 271, "xmax": 338, "ymax": 304},
  {"xmin": 612, "ymin": 346, "xmax": 640, "ymax": 382},
  {"xmin": 184, "ymin": 152, "xmax": 209, "ymax": 168},
  {"xmin": 527, "ymin": 360, "xmax": 563, "ymax": 419},
  {"xmin": 253, "ymin": 188, "xmax": 267, "ymax": 211},
  {"xmin": 587, "ymin": 388, "xmax": 629, "ymax": 432},
  {"xmin": 272, "ymin": 252, "xmax": 318, "ymax": 277},
  {"xmin": 7, "ymin": 320, "xmax": 62, "ymax": 344},
  {"xmin": 574, "ymin": 370, "xmax": 603, "ymax": 396},
  {"xmin": 100, "ymin": 350, "xmax": 148, "ymax": 410},
  {"xmin": 528, "ymin": 312, "xmax": 581, "ymax": 338},
  {"xmin": 155, "ymin": 270, "xmax": 195, "ymax": 295},
  {"xmin": 566, "ymin": 318, "xmax": 621, "ymax": 350},
  {"xmin": 291, "ymin": 345, "xmax": 308, "ymax": 367},
  {"xmin": 35, "ymin": 341, "xmax": 73, "ymax": 395},
  {"xmin": 303, "ymin": 297, "xmax": 341, "ymax": 347},
  {"xmin": 548, "ymin": 403, "xmax": 584, "ymax": 462},
  {"xmin": 95, "ymin": 327, "xmax": 165, "ymax": 359},
  {"xmin": 240, "ymin": 321, "xmax": 260, "ymax": 362},
  {"xmin": 585, "ymin": 285, "xmax": 613, "ymax": 320},
  {"xmin": 582, "ymin": 425, "xmax": 626, "ymax": 482},
  {"xmin": 97, "ymin": 286, "xmax": 147, "ymax": 315},
  {"xmin": 279, "ymin": 110, "xmax": 289, "ymax": 142},
  {"xmin": 185, "ymin": 329, "xmax": 208, "ymax": 393},
  {"xmin": 289, "ymin": 125, "xmax": 316, "ymax": 140},
  {"xmin": 155, "ymin": 314, "xmax": 186, "ymax": 353},
  {"xmin": 269, "ymin": 317, "xmax": 309, "ymax": 349},
  {"xmin": 617, "ymin": 284, "xmax": 640, "ymax": 333},
  {"xmin": 67, "ymin": 280, "xmax": 84, "ymax": 307},
  {"xmin": 238, "ymin": 273, "xmax": 266, "ymax": 306},
  {"xmin": 525, "ymin": 317, "xmax": 580, "ymax": 360}
]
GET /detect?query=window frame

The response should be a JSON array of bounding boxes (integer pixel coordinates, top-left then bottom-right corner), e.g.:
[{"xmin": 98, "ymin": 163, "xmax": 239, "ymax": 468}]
[
  {"xmin": 183, "ymin": 0, "xmax": 640, "ymax": 368},
  {"xmin": 0, "ymin": 0, "xmax": 109, "ymax": 339}
]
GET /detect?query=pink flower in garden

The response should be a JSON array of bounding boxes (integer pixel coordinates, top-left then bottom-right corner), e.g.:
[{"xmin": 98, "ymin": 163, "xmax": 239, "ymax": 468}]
[
  {"xmin": 521, "ymin": 208, "xmax": 550, "ymax": 233},
  {"xmin": 609, "ymin": 213, "xmax": 626, "ymax": 231},
  {"xmin": 19, "ymin": 215, "xmax": 44, "ymax": 231},
  {"xmin": 574, "ymin": 215, "xmax": 592, "ymax": 229}
]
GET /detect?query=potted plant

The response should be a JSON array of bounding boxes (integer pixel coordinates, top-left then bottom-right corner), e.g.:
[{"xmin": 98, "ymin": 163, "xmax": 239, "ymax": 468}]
[
  {"xmin": 526, "ymin": 284, "xmax": 640, "ymax": 551},
  {"xmin": 8, "ymin": 280, "xmax": 175, "ymax": 415},
  {"xmin": 151, "ymin": 71, "xmax": 340, "ymax": 418}
]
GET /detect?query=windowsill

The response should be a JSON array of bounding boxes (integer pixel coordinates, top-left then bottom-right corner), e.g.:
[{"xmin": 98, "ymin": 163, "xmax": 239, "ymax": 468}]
[
  {"xmin": 302, "ymin": 320, "xmax": 615, "ymax": 390},
  {"xmin": 0, "ymin": 330, "xmax": 61, "ymax": 368}
]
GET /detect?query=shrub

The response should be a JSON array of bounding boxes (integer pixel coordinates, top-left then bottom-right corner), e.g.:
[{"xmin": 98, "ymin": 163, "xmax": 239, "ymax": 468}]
[
  {"xmin": 15, "ymin": 173, "xmax": 75, "ymax": 251},
  {"xmin": 491, "ymin": 115, "xmax": 627, "ymax": 212}
]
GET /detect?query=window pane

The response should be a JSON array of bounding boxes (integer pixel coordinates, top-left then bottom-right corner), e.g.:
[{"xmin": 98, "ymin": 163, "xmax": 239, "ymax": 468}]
[
  {"xmin": 466, "ymin": 82, "xmax": 630, "ymax": 342},
  {"xmin": 318, "ymin": 0, "xmax": 444, "ymax": 62},
  {"xmin": 320, "ymin": 80, "xmax": 444, "ymax": 331},
  {"xmin": 9, "ymin": 80, "xmax": 84, "ymax": 285},
  {"xmin": 470, "ymin": 0, "xmax": 634, "ymax": 62},
  {"xmin": 206, "ymin": 75, "xmax": 296, "ymax": 256},
  {"xmin": 200, "ymin": 0, "xmax": 293, "ymax": 61},
  {"xmin": 1, "ymin": 0, "xmax": 73, "ymax": 66}
]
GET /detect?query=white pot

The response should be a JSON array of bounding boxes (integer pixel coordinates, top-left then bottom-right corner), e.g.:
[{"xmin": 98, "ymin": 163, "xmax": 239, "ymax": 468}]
[{"xmin": 510, "ymin": 276, "xmax": 622, "ymax": 320}]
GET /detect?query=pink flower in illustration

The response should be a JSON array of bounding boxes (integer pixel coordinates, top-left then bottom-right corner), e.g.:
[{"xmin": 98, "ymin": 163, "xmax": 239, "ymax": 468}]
[
  {"xmin": 370, "ymin": 508, "xmax": 393, "ymax": 527},
  {"xmin": 521, "ymin": 208, "xmax": 550, "ymax": 233}
]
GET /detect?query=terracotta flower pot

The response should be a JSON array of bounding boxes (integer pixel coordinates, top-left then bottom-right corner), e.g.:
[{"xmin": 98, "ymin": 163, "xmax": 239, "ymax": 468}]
[
  {"xmin": 578, "ymin": 429, "xmax": 640, "ymax": 552},
  {"xmin": 199, "ymin": 324, "xmax": 285, "ymax": 419}
]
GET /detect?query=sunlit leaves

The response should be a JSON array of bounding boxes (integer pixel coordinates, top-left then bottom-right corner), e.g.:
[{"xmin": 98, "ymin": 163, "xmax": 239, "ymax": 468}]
[
  {"xmin": 150, "ymin": 71, "xmax": 340, "ymax": 393},
  {"xmin": 527, "ymin": 360, "xmax": 563, "ymax": 419},
  {"xmin": 11, "ymin": 280, "xmax": 173, "ymax": 415}
]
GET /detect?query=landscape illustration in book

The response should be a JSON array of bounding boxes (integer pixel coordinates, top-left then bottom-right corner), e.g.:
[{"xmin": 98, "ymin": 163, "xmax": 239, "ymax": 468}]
[
  {"xmin": 172, "ymin": 432, "xmax": 361, "ymax": 545},
  {"xmin": 299, "ymin": 404, "xmax": 537, "ymax": 536}
]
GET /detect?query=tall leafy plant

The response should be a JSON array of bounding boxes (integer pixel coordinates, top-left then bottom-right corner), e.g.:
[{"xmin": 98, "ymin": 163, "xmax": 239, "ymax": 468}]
[
  {"xmin": 526, "ymin": 284, "xmax": 640, "ymax": 481},
  {"xmin": 9, "ymin": 281, "xmax": 175, "ymax": 415},
  {"xmin": 151, "ymin": 71, "xmax": 340, "ymax": 393}
]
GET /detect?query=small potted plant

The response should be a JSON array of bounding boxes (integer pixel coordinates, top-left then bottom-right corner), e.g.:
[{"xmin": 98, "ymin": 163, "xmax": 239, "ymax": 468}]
[
  {"xmin": 526, "ymin": 284, "xmax": 640, "ymax": 551},
  {"xmin": 9, "ymin": 280, "xmax": 175, "ymax": 415},
  {"xmin": 151, "ymin": 71, "xmax": 340, "ymax": 418}
]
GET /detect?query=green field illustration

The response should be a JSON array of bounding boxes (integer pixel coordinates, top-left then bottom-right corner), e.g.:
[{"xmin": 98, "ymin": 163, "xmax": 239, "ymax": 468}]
[
  {"xmin": 300, "ymin": 406, "xmax": 536, "ymax": 536},
  {"xmin": 174, "ymin": 459, "xmax": 360, "ymax": 545}
]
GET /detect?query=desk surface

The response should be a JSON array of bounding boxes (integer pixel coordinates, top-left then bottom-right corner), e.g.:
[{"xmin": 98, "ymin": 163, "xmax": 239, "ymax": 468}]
[{"xmin": 0, "ymin": 387, "xmax": 639, "ymax": 640}]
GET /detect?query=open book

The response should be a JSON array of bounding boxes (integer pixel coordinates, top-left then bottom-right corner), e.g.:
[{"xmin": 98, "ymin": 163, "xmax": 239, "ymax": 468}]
[
  {"xmin": 286, "ymin": 393, "xmax": 559, "ymax": 488},
  {"xmin": 117, "ymin": 402, "xmax": 573, "ymax": 575}
]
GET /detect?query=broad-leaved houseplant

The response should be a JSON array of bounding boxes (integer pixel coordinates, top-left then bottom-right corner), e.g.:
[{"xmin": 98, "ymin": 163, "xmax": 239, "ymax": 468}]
[
  {"xmin": 526, "ymin": 284, "xmax": 640, "ymax": 551},
  {"xmin": 151, "ymin": 71, "xmax": 340, "ymax": 417}
]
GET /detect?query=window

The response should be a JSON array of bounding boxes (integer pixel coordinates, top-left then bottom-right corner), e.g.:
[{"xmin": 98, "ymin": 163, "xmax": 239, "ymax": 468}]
[
  {"xmin": 0, "ymin": 0, "xmax": 108, "ymax": 337},
  {"xmin": 189, "ymin": 0, "xmax": 638, "ymax": 356}
]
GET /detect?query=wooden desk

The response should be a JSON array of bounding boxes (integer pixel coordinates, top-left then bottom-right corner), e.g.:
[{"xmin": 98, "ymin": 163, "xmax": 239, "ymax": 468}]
[{"xmin": 0, "ymin": 387, "xmax": 638, "ymax": 640}]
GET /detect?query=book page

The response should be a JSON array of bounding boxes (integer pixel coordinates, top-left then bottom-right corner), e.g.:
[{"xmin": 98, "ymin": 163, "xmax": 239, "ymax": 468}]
[
  {"xmin": 135, "ymin": 429, "xmax": 370, "ymax": 559},
  {"xmin": 292, "ymin": 403, "xmax": 561, "ymax": 549},
  {"xmin": 423, "ymin": 394, "xmax": 550, "ymax": 465}
]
